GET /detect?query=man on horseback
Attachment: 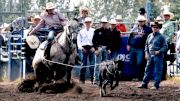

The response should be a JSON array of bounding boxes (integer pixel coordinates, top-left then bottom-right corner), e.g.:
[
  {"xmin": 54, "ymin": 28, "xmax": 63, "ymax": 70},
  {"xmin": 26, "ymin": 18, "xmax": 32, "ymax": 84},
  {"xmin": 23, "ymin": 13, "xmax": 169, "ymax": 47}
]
[{"xmin": 28, "ymin": 2, "xmax": 66, "ymax": 58}]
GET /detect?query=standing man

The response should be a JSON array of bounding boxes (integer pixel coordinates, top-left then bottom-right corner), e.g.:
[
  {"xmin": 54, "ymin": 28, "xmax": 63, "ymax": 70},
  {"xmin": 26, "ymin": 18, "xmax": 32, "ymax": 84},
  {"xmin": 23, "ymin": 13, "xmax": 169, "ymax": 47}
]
[
  {"xmin": 92, "ymin": 17, "xmax": 110, "ymax": 84},
  {"xmin": 138, "ymin": 21, "xmax": 168, "ymax": 90},
  {"xmin": 127, "ymin": 15, "xmax": 152, "ymax": 80},
  {"xmin": 116, "ymin": 15, "xmax": 127, "ymax": 32},
  {"xmin": 108, "ymin": 19, "xmax": 121, "ymax": 60},
  {"xmin": 77, "ymin": 7, "xmax": 90, "ymax": 63},
  {"xmin": 77, "ymin": 17, "xmax": 95, "ymax": 84},
  {"xmin": 160, "ymin": 11, "xmax": 175, "ymax": 80}
]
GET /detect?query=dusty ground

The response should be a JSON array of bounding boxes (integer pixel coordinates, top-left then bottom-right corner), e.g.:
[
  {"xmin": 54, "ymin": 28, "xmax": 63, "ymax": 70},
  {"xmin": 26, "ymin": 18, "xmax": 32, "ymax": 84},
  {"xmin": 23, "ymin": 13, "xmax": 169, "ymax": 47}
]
[{"xmin": 0, "ymin": 79, "xmax": 179, "ymax": 101}]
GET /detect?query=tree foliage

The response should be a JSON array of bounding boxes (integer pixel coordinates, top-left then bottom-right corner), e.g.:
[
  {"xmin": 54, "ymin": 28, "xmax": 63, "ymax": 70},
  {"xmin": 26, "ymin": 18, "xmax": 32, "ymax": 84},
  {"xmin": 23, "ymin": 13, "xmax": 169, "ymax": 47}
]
[
  {"xmin": 170, "ymin": 0, "xmax": 180, "ymax": 20},
  {"xmin": 0, "ymin": 0, "xmax": 179, "ymax": 24}
]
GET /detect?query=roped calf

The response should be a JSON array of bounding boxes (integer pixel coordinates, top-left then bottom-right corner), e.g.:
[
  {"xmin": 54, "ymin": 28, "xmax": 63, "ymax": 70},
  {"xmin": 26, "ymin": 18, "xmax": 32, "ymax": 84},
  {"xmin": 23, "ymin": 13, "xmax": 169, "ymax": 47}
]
[{"xmin": 99, "ymin": 60, "xmax": 123, "ymax": 97}]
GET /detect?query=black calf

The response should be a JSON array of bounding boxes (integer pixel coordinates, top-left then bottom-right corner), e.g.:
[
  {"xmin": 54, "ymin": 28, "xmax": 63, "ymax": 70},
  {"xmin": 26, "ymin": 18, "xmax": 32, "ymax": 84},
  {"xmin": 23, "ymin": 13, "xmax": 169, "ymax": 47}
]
[{"xmin": 99, "ymin": 60, "xmax": 123, "ymax": 97}]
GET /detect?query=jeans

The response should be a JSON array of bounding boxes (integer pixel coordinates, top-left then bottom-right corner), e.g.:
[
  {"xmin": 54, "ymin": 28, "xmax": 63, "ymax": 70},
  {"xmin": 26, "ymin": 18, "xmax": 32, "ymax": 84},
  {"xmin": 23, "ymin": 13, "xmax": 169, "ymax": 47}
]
[
  {"xmin": 47, "ymin": 30, "xmax": 55, "ymax": 42},
  {"xmin": 129, "ymin": 48, "xmax": 144, "ymax": 78},
  {"xmin": 79, "ymin": 49, "xmax": 95, "ymax": 82},
  {"xmin": 78, "ymin": 49, "xmax": 83, "ymax": 62},
  {"xmin": 142, "ymin": 56, "xmax": 163, "ymax": 88},
  {"xmin": 93, "ymin": 47, "xmax": 108, "ymax": 82}
]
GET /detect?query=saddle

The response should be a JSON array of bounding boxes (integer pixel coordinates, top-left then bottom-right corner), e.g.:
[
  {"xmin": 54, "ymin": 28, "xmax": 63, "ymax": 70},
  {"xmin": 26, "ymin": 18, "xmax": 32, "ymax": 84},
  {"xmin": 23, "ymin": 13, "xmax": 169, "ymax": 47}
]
[{"xmin": 43, "ymin": 32, "xmax": 63, "ymax": 59}]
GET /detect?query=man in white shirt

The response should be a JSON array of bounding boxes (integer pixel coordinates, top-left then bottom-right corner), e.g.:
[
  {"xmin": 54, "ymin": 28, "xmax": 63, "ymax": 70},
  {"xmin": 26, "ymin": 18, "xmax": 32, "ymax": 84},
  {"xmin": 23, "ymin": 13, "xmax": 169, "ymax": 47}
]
[{"xmin": 77, "ymin": 17, "xmax": 95, "ymax": 84}]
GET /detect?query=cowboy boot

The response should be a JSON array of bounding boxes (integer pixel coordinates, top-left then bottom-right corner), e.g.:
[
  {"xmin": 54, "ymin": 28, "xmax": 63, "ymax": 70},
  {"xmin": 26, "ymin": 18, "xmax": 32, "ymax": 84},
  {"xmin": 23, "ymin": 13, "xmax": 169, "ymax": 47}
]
[{"xmin": 44, "ymin": 41, "xmax": 52, "ymax": 59}]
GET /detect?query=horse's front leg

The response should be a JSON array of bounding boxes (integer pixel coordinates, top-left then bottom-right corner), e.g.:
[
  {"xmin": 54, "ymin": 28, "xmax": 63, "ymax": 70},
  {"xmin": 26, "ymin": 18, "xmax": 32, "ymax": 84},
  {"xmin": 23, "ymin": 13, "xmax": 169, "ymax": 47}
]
[{"xmin": 66, "ymin": 67, "xmax": 73, "ymax": 84}]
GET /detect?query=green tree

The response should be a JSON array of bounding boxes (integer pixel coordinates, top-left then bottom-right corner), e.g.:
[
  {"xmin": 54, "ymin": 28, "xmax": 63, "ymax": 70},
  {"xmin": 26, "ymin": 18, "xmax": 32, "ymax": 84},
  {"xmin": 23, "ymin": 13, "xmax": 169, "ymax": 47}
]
[{"xmin": 170, "ymin": 0, "xmax": 180, "ymax": 20}]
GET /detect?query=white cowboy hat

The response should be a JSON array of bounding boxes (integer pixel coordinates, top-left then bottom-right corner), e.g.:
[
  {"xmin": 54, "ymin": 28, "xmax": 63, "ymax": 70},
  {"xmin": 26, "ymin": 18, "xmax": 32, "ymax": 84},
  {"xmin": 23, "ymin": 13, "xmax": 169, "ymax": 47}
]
[
  {"xmin": 109, "ymin": 19, "xmax": 117, "ymax": 24},
  {"xmin": 163, "ymin": 10, "xmax": 174, "ymax": 19},
  {"xmin": 80, "ymin": 7, "xmax": 89, "ymax": 12},
  {"xmin": 137, "ymin": 15, "xmax": 147, "ymax": 21},
  {"xmin": 31, "ymin": 15, "xmax": 41, "ymax": 22},
  {"xmin": 46, "ymin": 2, "xmax": 56, "ymax": 10},
  {"xmin": 115, "ymin": 15, "xmax": 122, "ymax": 20},
  {"xmin": 84, "ymin": 17, "xmax": 92, "ymax": 22},
  {"xmin": 26, "ymin": 35, "xmax": 40, "ymax": 49},
  {"xmin": 0, "ymin": 23, "xmax": 10, "ymax": 32},
  {"xmin": 100, "ymin": 17, "xmax": 108, "ymax": 23},
  {"xmin": 155, "ymin": 16, "xmax": 164, "ymax": 24},
  {"xmin": 34, "ymin": 15, "xmax": 41, "ymax": 20},
  {"xmin": 80, "ymin": 7, "xmax": 89, "ymax": 16},
  {"xmin": 156, "ymin": 16, "xmax": 163, "ymax": 21}
]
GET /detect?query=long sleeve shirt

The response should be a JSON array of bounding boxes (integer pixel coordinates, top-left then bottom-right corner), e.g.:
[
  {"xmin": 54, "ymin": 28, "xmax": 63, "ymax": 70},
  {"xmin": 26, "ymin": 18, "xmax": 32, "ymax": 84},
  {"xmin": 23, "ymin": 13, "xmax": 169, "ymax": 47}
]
[
  {"xmin": 109, "ymin": 28, "xmax": 121, "ymax": 51},
  {"xmin": 128, "ymin": 25, "xmax": 152, "ymax": 49},
  {"xmin": 145, "ymin": 32, "xmax": 168, "ymax": 56},
  {"xmin": 92, "ymin": 27, "xmax": 110, "ymax": 50},
  {"xmin": 116, "ymin": 24, "xmax": 127, "ymax": 32},
  {"xmin": 11, "ymin": 17, "xmax": 29, "ymax": 29},
  {"xmin": 77, "ymin": 27, "xmax": 95, "ymax": 50},
  {"xmin": 30, "ymin": 11, "xmax": 66, "ymax": 34},
  {"xmin": 160, "ymin": 20, "xmax": 174, "ymax": 43}
]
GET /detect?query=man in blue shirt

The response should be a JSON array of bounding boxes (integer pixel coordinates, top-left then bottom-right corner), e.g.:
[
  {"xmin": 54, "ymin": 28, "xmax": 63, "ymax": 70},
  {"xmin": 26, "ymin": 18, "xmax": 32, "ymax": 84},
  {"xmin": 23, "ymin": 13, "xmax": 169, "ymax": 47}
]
[
  {"xmin": 127, "ymin": 15, "xmax": 152, "ymax": 80},
  {"xmin": 138, "ymin": 21, "xmax": 168, "ymax": 90}
]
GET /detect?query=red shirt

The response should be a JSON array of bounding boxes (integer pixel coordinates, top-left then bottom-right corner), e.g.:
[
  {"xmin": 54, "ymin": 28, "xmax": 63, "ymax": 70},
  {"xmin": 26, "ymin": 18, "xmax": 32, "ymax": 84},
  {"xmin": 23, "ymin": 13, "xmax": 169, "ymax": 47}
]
[{"xmin": 116, "ymin": 24, "xmax": 127, "ymax": 32}]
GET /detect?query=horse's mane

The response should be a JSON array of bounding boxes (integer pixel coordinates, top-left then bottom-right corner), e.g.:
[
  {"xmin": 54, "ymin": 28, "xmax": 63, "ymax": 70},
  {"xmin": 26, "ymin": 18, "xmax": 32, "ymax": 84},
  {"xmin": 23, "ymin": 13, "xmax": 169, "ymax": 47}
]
[
  {"xmin": 67, "ymin": 20, "xmax": 79, "ymax": 27},
  {"xmin": 57, "ymin": 20, "xmax": 79, "ymax": 45}
]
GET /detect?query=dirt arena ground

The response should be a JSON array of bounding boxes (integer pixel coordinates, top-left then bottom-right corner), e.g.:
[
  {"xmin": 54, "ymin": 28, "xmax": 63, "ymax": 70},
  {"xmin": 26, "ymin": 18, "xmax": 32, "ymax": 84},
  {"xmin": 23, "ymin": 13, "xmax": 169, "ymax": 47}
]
[{"xmin": 0, "ymin": 78, "xmax": 179, "ymax": 101}]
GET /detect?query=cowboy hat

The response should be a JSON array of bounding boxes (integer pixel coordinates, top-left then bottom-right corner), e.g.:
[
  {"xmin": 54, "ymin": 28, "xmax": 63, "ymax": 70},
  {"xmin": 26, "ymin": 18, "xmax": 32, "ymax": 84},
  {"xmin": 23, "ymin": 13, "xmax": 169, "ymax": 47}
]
[
  {"xmin": 100, "ymin": 17, "xmax": 108, "ymax": 23},
  {"xmin": 31, "ymin": 15, "xmax": 41, "ymax": 22},
  {"xmin": 26, "ymin": 35, "xmax": 40, "ymax": 49},
  {"xmin": 80, "ymin": 7, "xmax": 89, "ymax": 16},
  {"xmin": 84, "ymin": 17, "xmax": 92, "ymax": 22},
  {"xmin": 46, "ymin": 2, "xmax": 56, "ymax": 10},
  {"xmin": 137, "ymin": 15, "xmax": 147, "ymax": 21},
  {"xmin": 163, "ymin": 10, "xmax": 174, "ymax": 19},
  {"xmin": 34, "ymin": 15, "xmax": 41, "ymax": 20},
  {"xmin": 115, "ymin": 15, "xmax": 122, "ymax": 20},
  {"xmin": 109, "ymin": 19, "xmax": 117, "ymax": 24},
  {"xmin": 156, "ymin": 16, "xmax": 163, "ymax": 21},
  {"xmin": 80, "ymin": 7, "xmax": 89, "ymax": 12},
  {"xmin": 155, "ymin": 16, "xmax": 164, "ymax": 24},
  {"xmin": 151, "ymin": 21, "xmax": 162, "ymax": 29},
  {"xmin": 0, "ymin": 23, "xmax": 10, "ymax": 32}
]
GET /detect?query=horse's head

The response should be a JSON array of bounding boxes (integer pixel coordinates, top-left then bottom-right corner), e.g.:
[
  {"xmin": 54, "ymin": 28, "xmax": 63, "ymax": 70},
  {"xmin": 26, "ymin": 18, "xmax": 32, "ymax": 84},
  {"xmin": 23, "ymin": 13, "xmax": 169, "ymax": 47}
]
[{"xmin": 67, "ymin": 19, "xmax": 81, "ymax": 43}]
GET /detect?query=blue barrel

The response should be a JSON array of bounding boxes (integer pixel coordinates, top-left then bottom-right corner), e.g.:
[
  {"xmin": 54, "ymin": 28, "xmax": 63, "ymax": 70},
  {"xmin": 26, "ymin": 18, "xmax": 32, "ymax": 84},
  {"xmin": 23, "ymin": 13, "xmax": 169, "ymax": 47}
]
[{"xmin": 117, "ymin": 34, "xmax": 135, "ymax": 80}]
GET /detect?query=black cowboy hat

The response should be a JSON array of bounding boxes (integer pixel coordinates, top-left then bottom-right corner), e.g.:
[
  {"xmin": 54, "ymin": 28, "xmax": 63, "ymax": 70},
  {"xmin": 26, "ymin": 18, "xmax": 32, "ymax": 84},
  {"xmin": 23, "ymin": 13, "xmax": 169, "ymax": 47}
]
[{"xmin": 151, "ymin": 21, "xmax": 162, "ymax": 29}]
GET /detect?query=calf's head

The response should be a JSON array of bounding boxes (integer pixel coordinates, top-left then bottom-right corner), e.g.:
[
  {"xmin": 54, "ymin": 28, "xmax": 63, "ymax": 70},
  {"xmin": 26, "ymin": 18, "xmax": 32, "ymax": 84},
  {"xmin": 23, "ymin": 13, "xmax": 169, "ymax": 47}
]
[{"xmin": 114, "ymin": 60, "xmax": 123, "ymax": 76}]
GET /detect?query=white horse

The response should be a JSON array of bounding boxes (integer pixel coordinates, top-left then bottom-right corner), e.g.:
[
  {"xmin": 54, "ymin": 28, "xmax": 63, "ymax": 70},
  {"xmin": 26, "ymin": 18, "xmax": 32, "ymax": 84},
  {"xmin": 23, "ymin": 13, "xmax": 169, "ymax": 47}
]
[{"xmin": 32, "ymin": 20, "xmax": 80, "ymax": 84}]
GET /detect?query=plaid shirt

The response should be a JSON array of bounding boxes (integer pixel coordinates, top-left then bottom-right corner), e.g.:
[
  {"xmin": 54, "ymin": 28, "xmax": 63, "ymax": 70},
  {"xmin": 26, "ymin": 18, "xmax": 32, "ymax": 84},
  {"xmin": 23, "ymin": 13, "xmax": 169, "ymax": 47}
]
[
  {"xmin": 160, "ymin": 20, "xmax": 174, "ymax": 43},
  {"xmin": 31, "ymin": 11, "xmax": 66, "ymax": 34}
]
